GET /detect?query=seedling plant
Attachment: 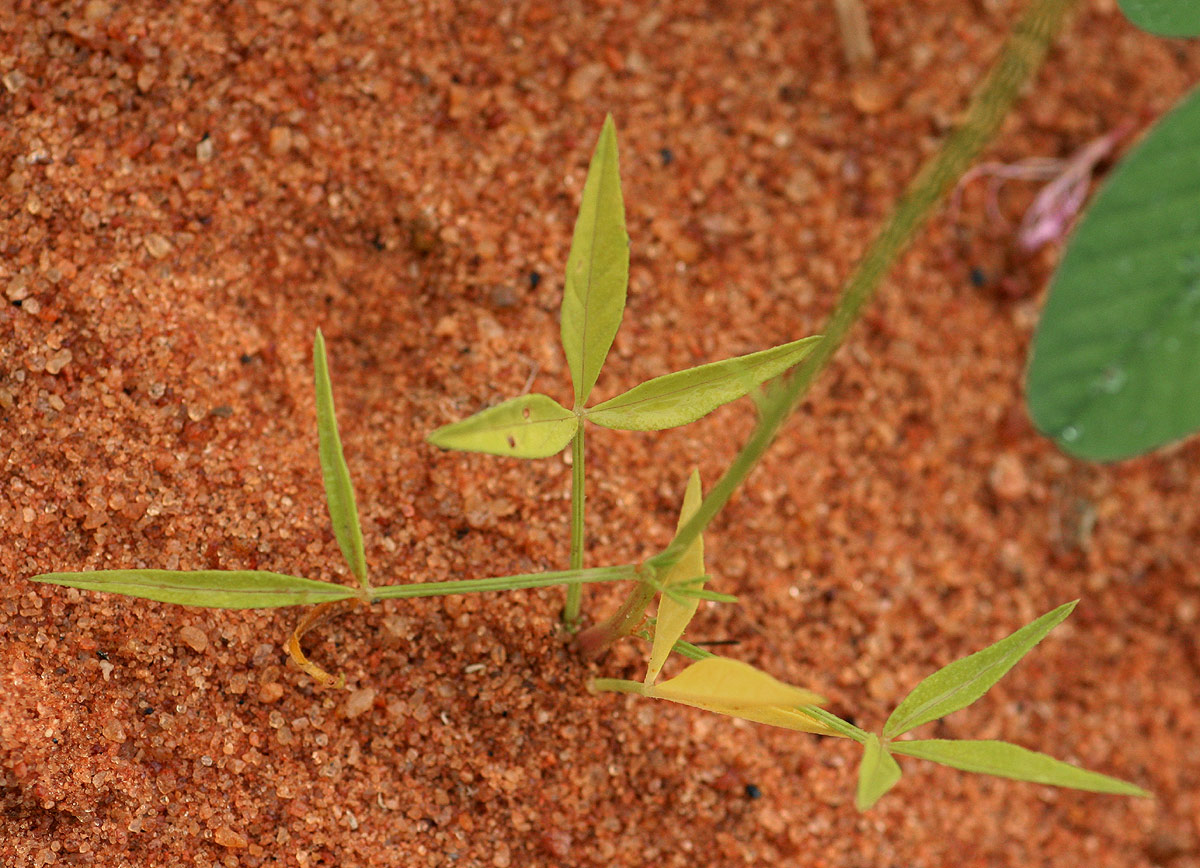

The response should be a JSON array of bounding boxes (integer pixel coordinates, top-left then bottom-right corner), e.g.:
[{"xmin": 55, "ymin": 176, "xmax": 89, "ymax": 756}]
[{"xmin": 29, "ymin": 0, "xmax": 1154, "ymax": 814}]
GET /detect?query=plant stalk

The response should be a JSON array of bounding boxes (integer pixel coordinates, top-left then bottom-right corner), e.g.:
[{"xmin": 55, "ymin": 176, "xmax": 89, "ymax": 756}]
[
  {"xmin": 584, "ymin": 0, "xmax": 1081, "ymax": 653},
  {"xmin": 563, "ymin": 424, "xmax": 587, "ymax": 627},
  {"xmin": 370, "ymin": 562, "xmax": 636, "ymax": 601}
]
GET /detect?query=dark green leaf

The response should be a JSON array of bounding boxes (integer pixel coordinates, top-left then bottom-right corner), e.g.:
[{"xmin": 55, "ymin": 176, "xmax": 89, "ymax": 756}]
[
  {"xmin": 1117, "ymin": 0, "xmax": 1200, "ymax": 36},
  {"xmin": 314, "ymin": 330, "xmax": 369, "ymax": 589},
  {"xmin": 30, "ymin": 570, "xmax": 358, "ymax": 609},
  {"xmin": 427, "ymin": 394, "xmax": 579, "ymax": 458},
  {"xmin": 883, "ymin": 601, "xmax": 1077, "ymax": 738},
  {"xmin": 1027, "ymin": 87, "xmax": 1200, "ymax": 460},
  {"xmin": 856, "ymin": 734, "xmax": 902, "ymax": 811},
  {"xmin": 561, "ymin": 114, "xmax": 629, "ymax": 407},
  {"xmin": 585, "ymin": 336, "xmax": 820, "ymax": 431},
  {"xmin": 890, "ymin": 739, "xmax": 1149, "ymax": 796}
]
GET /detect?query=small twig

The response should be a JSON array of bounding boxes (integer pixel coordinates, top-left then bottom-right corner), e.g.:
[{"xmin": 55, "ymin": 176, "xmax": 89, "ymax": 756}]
[{"xmin": 834, "ymin": 0, "xmax": 876, "ymax": 69}]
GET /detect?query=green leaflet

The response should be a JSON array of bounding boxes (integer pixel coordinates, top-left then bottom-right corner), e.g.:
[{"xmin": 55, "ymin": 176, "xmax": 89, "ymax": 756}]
[
  {"xmin": 883, "ymin": 601, "xmax": 1077, "ymax": 738},
  {"xmin": 645, "ymin": 470, "xmax": 704, "ymax": 684},
  {"xmin": 890, "ymin": 739, "xmax": 1149, "ymax": 797},
  {"xmin": 1117, "ymin": 0, "xmax": 1200, "ymax": 36},
  {"xmin": 426, "ymin": 394, "xmax": 579, "ymax": 459},
  {"xmin": 584, "ymin": 336, "xmax": 820, "ymax": 431},
  {"xmin": 560, "ymin": 114, "xmax": 629, "ymax": 408},
  {"xmin": 1026, "ymin": 86, "xmax": 1200, "ymax": 460},
  {"xmin": 855, "ymin": 734, "xmax": 902, "ymax": 811},
  {"xmin": 314, "ymin": 330, "xmax": 369, "ymax": 589},
  {"xmin": 29, "ymin": 570, "xmax": 358, "ymax": 609}
]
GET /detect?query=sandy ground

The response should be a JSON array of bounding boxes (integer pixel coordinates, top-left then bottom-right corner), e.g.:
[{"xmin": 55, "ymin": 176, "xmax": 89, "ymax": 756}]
[{"xmin": 2, "ymin": 1, "xmax": 1198, "ymax": 866}]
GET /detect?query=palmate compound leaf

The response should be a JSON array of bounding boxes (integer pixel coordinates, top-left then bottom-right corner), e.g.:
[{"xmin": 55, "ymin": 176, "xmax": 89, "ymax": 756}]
[
  {"xmin": 889, "ymin": 739, "xmax": 1149, "ymax": 797},
  {"xmin": 855, "ymin": 734, "xmax": 902, "ymax": 811},
  {"xmin": 1117, "ymin": 0, "xmax": 1200, "ymax": 36},
  {"xmin": 561, "ymin": 114, "xmax": 629, "ymax": 408},
  {"xmin": 1026, "ymin": 86, "xmax": 1200, "ymax": 461},
  {"xmin": 645, "ymin": 469, "xmax": 704, "ymax": 684},
  {"xmin": 883, "ymin": 601, "xmax": 1077, "ymax": 739},
  {"xmin": 584, "ymin": 336, "xmax": 820, "ymax": 431},
  {"xmin": 314, "ymin": 330, "xmax": 368, "ymax": 589},
  {"xmin": 426, "ymin": 394, "xmax": 580, "ymax": 459},
  {"xmin": 28, "ymin": 570, "xmax": 359, "ymax": 609}
]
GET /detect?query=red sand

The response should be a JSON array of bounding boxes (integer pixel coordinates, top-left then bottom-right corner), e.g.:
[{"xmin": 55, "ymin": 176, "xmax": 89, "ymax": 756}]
[{"xmin": 2, "ymin": 2, "xmax": 1198, "ymax": 865}]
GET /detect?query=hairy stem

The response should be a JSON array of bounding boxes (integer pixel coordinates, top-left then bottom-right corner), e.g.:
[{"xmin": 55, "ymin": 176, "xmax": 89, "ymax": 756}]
[
  {"xmin": 563, "ymin": 425, "xmax": 587, "ymax": 627},
  {"xmin": 370, "ymin": 562, "xmax": 636, "ymax": 601},
  {"xmin": 585, "ymin": 0, "xmax": 1080, "ymax": 654}
]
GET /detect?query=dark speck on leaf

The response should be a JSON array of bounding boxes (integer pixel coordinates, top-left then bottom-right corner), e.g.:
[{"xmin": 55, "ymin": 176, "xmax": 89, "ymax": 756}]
[
  {"xmin": 507, "ymin": 435, "xmax": 517, "ymax": 449},
  {"xmin": 745, "ymin": 784, "xmax": 762, "ymax": 800}
]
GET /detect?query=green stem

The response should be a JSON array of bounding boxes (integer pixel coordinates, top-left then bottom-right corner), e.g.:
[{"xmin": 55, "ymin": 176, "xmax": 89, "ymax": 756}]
[
  {"xmin": 590, "ymin": 677, "xmax": 646, "ymax": 695},
  {"xmin": 591, "ymin": 0, "xmax": 1077, "ymax": 627},
  {"xmin": 563, "ymin": 424, "xmax": 587, "ymax": 627},
  {"xmin": 370, "ymin": 562, "xmax": 636, "ymax": 601}
]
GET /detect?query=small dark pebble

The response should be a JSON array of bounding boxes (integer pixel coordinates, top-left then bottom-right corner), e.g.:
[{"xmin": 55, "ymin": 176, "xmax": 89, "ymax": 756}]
[
  {"xmin": 660, "ymin": 147, "xmax": 674, "ymax": 166},
  {"xmin": 528, "ymin": 271, "xmax": 541, "ymax": 288},
  {"xmin": 210, "ymin": 406, "xmax": 233, "ymax": 418},
  {"xmin": 745, "ymin": 784, "xmax": 762, "ymax": 800},
  {"xmin": 969, "ymin": 267, "xmax": 988, "ymax": 287},
  {"xmin": 142, "ymin": 707, "xmax": 155, "ymax": 715},
  {"xmin": 240, "ymin": 353, "xmax": 254, "ymax": 365}
]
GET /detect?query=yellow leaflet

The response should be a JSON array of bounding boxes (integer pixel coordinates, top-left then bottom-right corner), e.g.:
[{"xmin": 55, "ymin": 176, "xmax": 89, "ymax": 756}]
[
  {"xmin": 645, "ymin": 469, "xmax": 705, "ymax": 684},
  {"xmin": 647, "ymin": 658, "xmax": 825, "ymax": 709},
  {"xmin": 724, "ymin": 705, "xmax": 842, "ymax": 737}
]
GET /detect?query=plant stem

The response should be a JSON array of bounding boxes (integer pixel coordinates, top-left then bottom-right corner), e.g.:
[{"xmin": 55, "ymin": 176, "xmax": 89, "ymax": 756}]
[
  {"xmin": 370, "ymin": 562, "xmax": 636, "ymax": 601},
  {"xmin": 562, "ymin": 424, "xmax": 587, "ymax": 627},
  {"xmin": 587, "ymin": 0, "xmax": 1080, "ymax": 649},
  {"xmin": 589, "ymin": 677, "xmax": 646, "ymax": 695},
  {"xmin": 574, "ymin": 577, "xmax": 657, "ymax": 657}
]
